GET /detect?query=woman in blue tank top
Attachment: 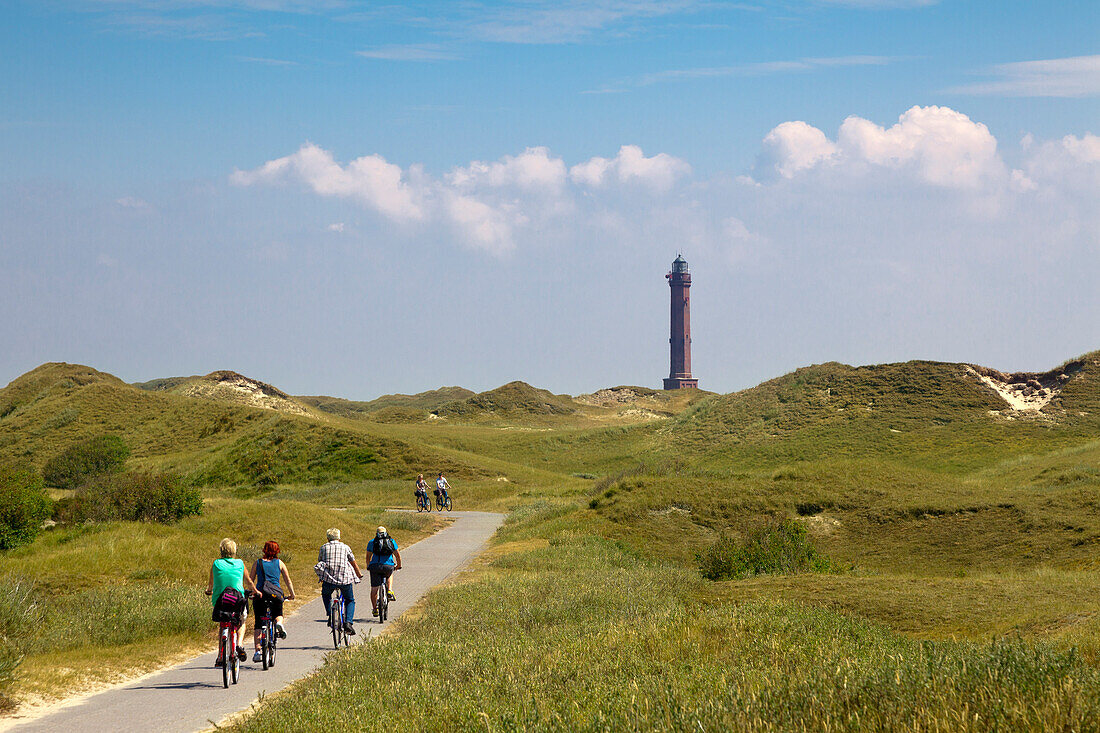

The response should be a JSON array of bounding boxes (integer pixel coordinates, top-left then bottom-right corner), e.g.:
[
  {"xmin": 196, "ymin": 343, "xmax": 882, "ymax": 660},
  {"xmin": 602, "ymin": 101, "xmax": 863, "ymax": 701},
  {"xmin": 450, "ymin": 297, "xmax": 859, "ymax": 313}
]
[{"xmin": 250, "ymin": 540, "xmax": 296, "ymax": 662}]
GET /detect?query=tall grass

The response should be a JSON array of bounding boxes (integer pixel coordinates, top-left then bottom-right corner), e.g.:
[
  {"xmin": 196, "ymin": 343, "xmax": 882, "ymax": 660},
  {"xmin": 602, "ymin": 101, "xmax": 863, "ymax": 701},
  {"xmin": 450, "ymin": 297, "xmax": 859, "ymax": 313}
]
[{"xmin": 228, "ymin": 531, "xmax": 1100, "ymax": 732}]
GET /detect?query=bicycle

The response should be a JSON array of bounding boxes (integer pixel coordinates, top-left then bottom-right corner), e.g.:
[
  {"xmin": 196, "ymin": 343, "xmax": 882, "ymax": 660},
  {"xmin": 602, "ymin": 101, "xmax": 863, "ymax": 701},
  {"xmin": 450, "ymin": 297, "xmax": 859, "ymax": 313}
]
[
  {"xmin": 257, "ymin": 610, "xmax": 277, "ymax": 670},
  {"xmin": 212, "ymin": 592, "xmax": 249, "ymax": 688},
  {"xmin": 329, "ymin": 586, "xmax": 350, "ymax": 649},
  {"xmin": 435, "ymin": 492, "xmax": 452, "ymax": 511},
  {"xmin": 374, "ymin": 565, "xmax": 398, "ymax": 623},
  {"xmin": 416, "ymin": 493, "xmax": 431, "ymax": 512}
]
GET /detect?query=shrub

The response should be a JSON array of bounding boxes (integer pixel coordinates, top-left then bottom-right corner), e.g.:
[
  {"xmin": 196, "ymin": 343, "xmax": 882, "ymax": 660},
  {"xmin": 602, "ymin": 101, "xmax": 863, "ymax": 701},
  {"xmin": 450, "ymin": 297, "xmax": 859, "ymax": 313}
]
[
  {"xmin": 42, "ymin": 435, "xmax": 130, "ymax": 490},
  {"xmin": 699, "ymin": 518, "xmax": 833, "ymax": 581},
  {"xmin": 63, "ymin": 472, "xmax": 202, "ymax": 524},
  {"xmin": 0, "ymin": 466, "xmax": 52, "ymax": 550}
]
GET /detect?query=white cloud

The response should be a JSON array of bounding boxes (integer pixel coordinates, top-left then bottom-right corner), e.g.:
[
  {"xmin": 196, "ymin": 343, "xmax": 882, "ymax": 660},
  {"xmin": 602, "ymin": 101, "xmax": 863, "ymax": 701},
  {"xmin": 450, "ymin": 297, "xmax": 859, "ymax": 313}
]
[
  {"xmin": 757, "ymin": 106, "xmax": 1014, "ymax": 190},
  {"xmin": 948, "ymin": 55, "xmax": 1100, "ymax": 98},
  {"xmin": 570, "ymin": 145, "xmax": 690, "ymax": 191},
  {"xmin": 115, "ymin": 196, "xmax": 150, "ymax": 209},
  {"xmin": 449, "ymin": 147, "xmax": 567, "ymax": 191},
  {"xmin": 1062, "ymin": 133, "xmax": 1100, "ymax": 163},
  {"xmin": 443, "ymin": 193, "xmax": 517, "ymax": 255},
  {"xmin": 231, "ymin": 115, "xmax": 1100, "ymax": 262},
  {"xmin": 327, "ymin": 222, "xmax": 346, "ymax": 233},
  {"xmin": 759, "ymin": 121, "xmax": 839, "ymax": 178},
  {"xmin": 231, "ymin": 143, "xmax": 425, "ymax": 221}
]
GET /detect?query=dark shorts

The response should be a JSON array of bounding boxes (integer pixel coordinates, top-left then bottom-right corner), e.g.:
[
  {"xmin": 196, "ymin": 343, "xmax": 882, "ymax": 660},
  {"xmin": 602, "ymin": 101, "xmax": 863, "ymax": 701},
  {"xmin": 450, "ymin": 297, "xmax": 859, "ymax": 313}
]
[
  {"xmin": 253, "ymin": 593, "xmax": 284, "ymax": 621},
  {"xmin": 368, "ymin": 563, "xmax": 394, "ymax": 588}
]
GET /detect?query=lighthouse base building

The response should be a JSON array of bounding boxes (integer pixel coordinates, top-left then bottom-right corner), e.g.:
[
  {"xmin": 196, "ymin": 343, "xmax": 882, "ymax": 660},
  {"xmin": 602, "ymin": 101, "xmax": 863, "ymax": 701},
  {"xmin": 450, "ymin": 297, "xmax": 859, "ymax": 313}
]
[{"xmin": 663, "ymin": 254, "xmax": 698, "ymax": 390}]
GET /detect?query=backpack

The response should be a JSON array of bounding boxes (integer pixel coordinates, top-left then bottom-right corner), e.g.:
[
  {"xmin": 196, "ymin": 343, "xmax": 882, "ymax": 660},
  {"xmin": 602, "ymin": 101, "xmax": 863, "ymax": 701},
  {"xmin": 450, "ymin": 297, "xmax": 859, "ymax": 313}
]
[
  {"xmin": 212, "ymin": 587, "xmax": 245, "ymax": 623},
  {"xmin": 373, "ymin": 536, "xmax": 395, "ymax": 557}
]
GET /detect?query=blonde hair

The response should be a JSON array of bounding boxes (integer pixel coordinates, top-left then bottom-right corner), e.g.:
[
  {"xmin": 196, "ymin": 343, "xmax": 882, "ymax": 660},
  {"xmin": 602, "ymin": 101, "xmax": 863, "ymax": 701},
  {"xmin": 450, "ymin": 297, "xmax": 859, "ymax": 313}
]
[
  {"xmin": 219, "ymin": 538, "xmax": 237, "ymax": 558},
  {"xmin": 326, "ymin": 527, "xmax": 341, "ymax": 542}
]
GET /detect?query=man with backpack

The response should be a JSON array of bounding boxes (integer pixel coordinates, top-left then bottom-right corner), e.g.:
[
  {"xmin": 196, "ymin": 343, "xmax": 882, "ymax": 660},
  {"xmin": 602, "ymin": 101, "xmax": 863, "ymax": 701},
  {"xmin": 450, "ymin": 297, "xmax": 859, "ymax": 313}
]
[{"xmin": 366, "ymin": 526, "xmax": 402, "ymax": 617}]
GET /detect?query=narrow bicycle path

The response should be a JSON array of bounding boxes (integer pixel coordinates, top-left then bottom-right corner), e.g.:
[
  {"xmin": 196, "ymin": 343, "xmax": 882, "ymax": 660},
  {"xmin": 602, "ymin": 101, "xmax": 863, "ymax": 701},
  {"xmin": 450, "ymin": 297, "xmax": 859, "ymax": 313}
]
[{"xmin": 5, "ymin": 510, "xmax": 504, "ymax": 733}]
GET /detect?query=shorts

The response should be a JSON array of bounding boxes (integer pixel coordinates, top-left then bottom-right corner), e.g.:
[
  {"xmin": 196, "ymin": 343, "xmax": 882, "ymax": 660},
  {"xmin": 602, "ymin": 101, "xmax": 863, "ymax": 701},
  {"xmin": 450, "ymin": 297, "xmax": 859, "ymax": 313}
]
[
  {"xmin": 253, "ymin": 593, "xmax": 284, "ymax": 621},
  {"xmin": 368, "ymin": 563, "xmax": 394, "ymax": 588}
]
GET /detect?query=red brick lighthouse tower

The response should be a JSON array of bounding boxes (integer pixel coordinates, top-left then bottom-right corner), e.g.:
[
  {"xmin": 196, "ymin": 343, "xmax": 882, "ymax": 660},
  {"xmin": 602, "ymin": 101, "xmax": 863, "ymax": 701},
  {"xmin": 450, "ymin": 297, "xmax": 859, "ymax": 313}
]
[{"xmin": 664, "ymin": 254, "xmax": 698, "ymax": 390}]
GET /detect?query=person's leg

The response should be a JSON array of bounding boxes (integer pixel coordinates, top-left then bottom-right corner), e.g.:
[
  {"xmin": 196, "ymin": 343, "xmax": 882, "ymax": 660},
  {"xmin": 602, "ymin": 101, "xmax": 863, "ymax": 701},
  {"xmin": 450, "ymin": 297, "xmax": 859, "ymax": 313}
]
[
  {"xmin": 253, "ymin": 597, "xmax": 264, "ymax": 651},
  {"xmin": 342, "ymin": 583, "xmax": 355, "ymax": 622},
  {"xmin": 321, "ymin": 582, "xmax": 334, "ymax": 621}
]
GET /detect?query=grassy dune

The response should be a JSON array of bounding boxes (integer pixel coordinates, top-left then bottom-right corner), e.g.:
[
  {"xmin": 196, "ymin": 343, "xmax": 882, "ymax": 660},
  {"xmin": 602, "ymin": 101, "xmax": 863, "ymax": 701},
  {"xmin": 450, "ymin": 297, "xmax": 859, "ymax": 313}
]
[{"xmin": 4, "ymin": 352, "xmax": 1100, "ymax": 727}]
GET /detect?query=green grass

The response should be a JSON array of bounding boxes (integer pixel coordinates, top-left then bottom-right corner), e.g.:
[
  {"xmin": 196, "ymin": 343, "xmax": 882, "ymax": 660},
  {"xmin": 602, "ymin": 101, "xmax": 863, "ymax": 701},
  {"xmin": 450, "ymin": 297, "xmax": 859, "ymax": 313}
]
[
  {"xmin": 7, "ymin": 352, "xmax": 1100, "ymax": 726},
  {"xmin": 228, "ymin": 518, "xmax": 1100, "ymax": 733}
]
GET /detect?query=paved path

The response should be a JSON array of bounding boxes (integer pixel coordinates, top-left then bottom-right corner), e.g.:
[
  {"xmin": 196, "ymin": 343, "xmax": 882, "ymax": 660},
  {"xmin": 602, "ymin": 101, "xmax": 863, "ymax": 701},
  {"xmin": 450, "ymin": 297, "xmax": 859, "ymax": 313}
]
[{"xmin": 5, "ymin": 511, "xmax": 503, "ymax": 733}]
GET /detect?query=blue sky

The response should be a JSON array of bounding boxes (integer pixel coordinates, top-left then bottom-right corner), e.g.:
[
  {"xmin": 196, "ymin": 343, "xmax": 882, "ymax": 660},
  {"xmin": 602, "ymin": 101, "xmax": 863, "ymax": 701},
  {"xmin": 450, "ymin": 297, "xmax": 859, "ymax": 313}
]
[{"xmin": 2, "ymin": 0, "xmax": 1099, "ymax": 398}]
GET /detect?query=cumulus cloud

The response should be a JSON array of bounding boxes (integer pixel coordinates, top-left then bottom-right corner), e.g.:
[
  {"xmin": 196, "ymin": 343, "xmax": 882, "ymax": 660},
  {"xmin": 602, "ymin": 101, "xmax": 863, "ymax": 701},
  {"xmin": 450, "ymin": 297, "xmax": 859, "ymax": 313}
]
[
  {"xmin": 755, "ymin": 106, "xmax": 1024, "ymax": 190},
  {"xmin": 448, "ymin": 147, "xmax": 567, "ymax": 191},
  {"xmin": 231, "ymin": 114, "xmax": 1100, "ymax": 261},
  {"xmin": 234, "ymin": 143, "xmax": 690, "ymax": 253},
  {"xmin": 231, "ymin": 143, "xmax": 424, "ymax": 222},
  {"xmin": 443, "ymin": 193, "xmax": 518, "ymax": 255},
  {"xmin": 570, "ymin": 145, "xmax": 690, "ymax": 191},
  {"xmin": 759, "ymin": 121, "xmax": 839, "ymax": 178}
]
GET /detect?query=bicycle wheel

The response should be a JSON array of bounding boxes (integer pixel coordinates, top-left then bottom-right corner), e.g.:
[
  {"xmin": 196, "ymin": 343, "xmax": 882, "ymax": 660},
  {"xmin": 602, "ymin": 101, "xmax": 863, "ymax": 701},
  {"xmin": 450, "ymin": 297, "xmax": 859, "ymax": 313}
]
[
  {"xmin": 444, "ymin": 496, "xmax": 452, "ymax": 511},
  {"xmin": 230, "ymin": 641, "xmax": 240, "ymax": 684},
  {"xmin": 330, "ymin": 600, "xmax": 341, "ymax": 650},
  {"xmin": 261, "ymin": 633, "xmax": 269, "ymax": 671},
  {"xmin": 268, "ymin": 621, "xmax": 277, "ymax": 668},
  {"xmin": 416, "ymin": 499, "xmax": 424, "ymax": 513},
  {"xmin": 220, "ymin": 629, "xmax": 230, "ymax": 689}
]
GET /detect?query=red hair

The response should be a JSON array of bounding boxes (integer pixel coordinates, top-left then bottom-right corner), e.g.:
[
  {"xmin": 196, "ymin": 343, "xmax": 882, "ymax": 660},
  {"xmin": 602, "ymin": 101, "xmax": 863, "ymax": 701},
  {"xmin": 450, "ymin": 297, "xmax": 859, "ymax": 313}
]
[{"xmin": 262, "ymin": 540, "xmax": 280, "ymax": 559}]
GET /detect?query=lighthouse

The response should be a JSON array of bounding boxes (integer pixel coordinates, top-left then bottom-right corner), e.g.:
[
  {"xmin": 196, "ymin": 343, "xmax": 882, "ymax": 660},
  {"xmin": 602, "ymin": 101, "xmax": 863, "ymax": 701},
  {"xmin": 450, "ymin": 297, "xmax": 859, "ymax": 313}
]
[{"xmin": 663, "ymin": 254, "xmax": 698, "ymax": 390}]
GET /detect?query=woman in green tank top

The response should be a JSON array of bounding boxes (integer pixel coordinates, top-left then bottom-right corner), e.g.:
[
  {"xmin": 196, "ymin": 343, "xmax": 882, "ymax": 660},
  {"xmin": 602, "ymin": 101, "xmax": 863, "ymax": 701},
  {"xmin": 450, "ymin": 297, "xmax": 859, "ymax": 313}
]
[{"xmin": 205, "ymin": 538, "xmax": 258, "ymax": 665}]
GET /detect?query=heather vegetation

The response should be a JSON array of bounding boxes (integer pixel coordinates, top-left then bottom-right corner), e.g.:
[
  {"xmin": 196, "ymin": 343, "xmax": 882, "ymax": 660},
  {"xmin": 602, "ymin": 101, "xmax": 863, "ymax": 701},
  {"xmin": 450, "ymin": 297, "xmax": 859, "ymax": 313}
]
[
  {"xmin": 3, "ymin": 353, "xmax": 1100, "ymax": 728},
  {"xmin": 42, "ymin": 435, "xmax": 129, "ymax": 489},
  {"xmin": 60, "ymin": 471, "xmax": 202, "ymax": 524}
]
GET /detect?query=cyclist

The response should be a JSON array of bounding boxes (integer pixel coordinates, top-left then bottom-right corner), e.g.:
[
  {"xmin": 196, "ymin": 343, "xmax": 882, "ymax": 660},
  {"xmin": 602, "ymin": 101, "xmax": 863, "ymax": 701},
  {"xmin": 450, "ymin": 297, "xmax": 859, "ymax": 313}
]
[
  {"xmin": 367, "ymin": 526, "xmax": 402, "ymax": 616},
  {"xmin": 205, "ymin": 537, "xmax": 258, "ymax": 667},
  {"xmin": 250, "ymin": 540, "xmax": 296, "ymax": 663},
  {"xmin": 414, "ymin": 473, "xmax": 429, "ymax": 508},
  {"xmin": 315, "ymin": 528, "xmax": 363, "ymax": 636},
  {"xmin": 434, "ymin": 472, "xmax": 451, "ymax": 503}
]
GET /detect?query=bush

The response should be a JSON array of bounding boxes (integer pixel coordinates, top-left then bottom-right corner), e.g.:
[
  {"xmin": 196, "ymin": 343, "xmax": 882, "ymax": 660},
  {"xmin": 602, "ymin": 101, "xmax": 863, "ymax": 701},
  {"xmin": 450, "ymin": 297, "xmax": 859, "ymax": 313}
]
[
  {"xmin": 0, "ymin": 466, "xmax": 52, "ymax": 550},
  {"xmin": 63, "ymin": 472, "xmax": 202, "ymax": 524},
  {"xmin": 699, "ymin": 518, "xmax": 833, "ymax": 581},
  {"xmin": 42, "ymin": 435, "xmax": 130, "ymax": 490}
]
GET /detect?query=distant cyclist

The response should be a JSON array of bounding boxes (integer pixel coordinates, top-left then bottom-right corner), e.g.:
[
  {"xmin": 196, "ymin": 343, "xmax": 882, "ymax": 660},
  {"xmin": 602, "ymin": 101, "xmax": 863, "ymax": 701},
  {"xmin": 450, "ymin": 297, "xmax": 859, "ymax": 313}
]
[
  {"xmin": 205, "ymin": 538, "xmax": 258, "ymax": 667},
  {"xmin": 250, "ymin": 540, "xmax": 296, "ymax": 663},
  {"xmin": 414, "ymin": 473, "xmax": 430, "ymax": 507},
  {"xmin": 367, "ymin": 526, "xmax": 402, "ymax": 617},
  {"xmin": 434, "ymin": 472, "xmax": 451, "ymax": 503},
  {"xmin": 316, "ymin": 528, "xmax": 363, "ymax": 636}
]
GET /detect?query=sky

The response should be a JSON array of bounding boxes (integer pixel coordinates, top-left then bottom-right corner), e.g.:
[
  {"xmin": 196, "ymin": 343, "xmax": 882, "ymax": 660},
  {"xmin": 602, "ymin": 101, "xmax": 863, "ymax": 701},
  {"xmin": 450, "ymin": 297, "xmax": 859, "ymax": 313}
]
[{"xmin": 2, "ymin": 0, "xmax": 1099, "ymax": 399}]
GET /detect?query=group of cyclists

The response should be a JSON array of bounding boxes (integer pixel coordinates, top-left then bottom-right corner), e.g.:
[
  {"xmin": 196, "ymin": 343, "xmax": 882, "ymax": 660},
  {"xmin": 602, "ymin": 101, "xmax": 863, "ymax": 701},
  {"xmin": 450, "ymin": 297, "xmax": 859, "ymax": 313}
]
[
  {"xmin": 415, "ymin": 472, "xmax": 451, "ymax": 510},
  {"xmin": 205, "ymin": 472, "xmax": 455, "ymax": 667}
]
